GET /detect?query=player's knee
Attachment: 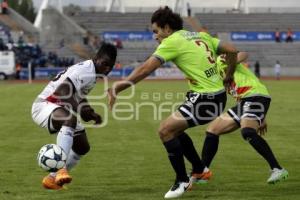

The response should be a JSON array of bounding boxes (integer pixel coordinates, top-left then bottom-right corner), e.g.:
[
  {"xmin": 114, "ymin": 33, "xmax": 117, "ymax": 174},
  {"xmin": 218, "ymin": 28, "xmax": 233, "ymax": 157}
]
[
  {"xmin": 63, "ymin": 114, "xmax": 77, "ymax": 129},
  {"xmin": 158, "ymin": 122, "xmax": 173, "ymax": 141},
  {"xmin": 241, "ymin": 127, "xmax": 257, "ymax": 141},
  {"xmin": 158, "ymin": 125, "xmax": 168, "ymax": 140},
  {"xmin": 206, "ymin": 126, "xmax": 222, "ymax": 135},
  {"xmin": 52, "ymin": 108, "xmax": 77, "ymax": 129},
  {"xmin": 205, "ymin": 131, "xmax": 219, "ymax": 139}
]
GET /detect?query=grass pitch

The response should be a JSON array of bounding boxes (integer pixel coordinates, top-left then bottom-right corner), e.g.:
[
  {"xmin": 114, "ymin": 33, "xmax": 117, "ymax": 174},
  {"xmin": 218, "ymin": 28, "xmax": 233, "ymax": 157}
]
[{"xmin": 0, "ymin": 80, "xmax": 299, "ymax": 200}]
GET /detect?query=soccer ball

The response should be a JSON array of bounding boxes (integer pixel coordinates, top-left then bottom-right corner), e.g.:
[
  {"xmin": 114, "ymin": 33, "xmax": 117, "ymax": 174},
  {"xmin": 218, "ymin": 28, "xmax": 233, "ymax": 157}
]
[{"xmin": 37, "ymin": 144, "xmax": 67, "ymax": 172}]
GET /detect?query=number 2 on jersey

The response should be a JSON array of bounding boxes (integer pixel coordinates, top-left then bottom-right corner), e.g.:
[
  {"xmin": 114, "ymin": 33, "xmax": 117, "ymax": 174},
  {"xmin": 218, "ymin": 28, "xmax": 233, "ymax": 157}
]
[
  {"xmin": 195, "ymin": 40, "xmax": 215, "ymax": 64},
  {"xmin": 52, "ymin": 69, "xmax": 67, "ymax": 81}
]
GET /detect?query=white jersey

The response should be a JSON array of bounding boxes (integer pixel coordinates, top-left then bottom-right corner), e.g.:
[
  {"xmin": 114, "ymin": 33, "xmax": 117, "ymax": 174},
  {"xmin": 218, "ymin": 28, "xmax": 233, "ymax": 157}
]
[{"xmin": 38, "ymin": 60, "xmax": 96, "ymax": 103}]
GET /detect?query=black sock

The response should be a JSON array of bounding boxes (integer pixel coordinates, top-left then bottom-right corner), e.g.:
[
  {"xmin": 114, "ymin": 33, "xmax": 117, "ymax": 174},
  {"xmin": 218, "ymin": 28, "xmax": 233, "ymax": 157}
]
[
  {"xmin": 178, "ymin": 132, "xmax": 205, "ymax": 173},
  {"xmin": 201, "ymin": 132, "xmax": 219, "ymax": 168},
  {"xmin": 163, "ymin": 138, "xmax": 189, "ymax": 182},
  {"xmin": 241, "ymin": 127, "xmax": 282, "ymax": 169}
]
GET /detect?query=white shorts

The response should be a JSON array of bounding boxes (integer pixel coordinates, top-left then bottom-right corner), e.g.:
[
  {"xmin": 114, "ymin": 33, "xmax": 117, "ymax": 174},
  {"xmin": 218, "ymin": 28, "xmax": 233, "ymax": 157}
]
[{"xmin": 31, "ymin": 99, "xmax": 84, "ymax": 133}]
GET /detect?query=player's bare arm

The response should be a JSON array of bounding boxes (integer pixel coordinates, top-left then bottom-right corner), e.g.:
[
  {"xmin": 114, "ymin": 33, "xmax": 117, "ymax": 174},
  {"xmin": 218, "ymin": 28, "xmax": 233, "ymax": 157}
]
[{"xmin": 108, "ymin": 56, "xmax": 161, "ymax": 109}]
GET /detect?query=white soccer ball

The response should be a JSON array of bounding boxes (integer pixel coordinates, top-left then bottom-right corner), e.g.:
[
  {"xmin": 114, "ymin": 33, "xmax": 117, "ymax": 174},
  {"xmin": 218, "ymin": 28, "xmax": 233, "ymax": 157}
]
[{"xmin": 37, "ymin": 144, "xmax": 67, "ymax": 172}]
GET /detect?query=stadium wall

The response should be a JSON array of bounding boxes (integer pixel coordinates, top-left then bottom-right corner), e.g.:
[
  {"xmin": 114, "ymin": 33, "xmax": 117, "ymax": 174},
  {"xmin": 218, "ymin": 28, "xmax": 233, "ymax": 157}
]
[
  {"xmin": 74, "ymin": 6, "xmax": 300, "ymax": 14},
  {"xmin": 39, "ymin": 8, "xmax": 87, "ymax": 45},
  {"xmin": 7, "ymin": 8, "xmax": 39, "ymax": 42}
]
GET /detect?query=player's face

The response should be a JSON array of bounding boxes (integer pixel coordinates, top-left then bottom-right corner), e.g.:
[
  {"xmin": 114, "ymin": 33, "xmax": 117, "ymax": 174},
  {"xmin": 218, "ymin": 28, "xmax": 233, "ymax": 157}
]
[
  {"xmin": 94, "ymin": 56, "xmax": 114, "ymax": 76},
  {"xmin": 152, "ymin": 23, "xmax": 172, "ymax": 44}
]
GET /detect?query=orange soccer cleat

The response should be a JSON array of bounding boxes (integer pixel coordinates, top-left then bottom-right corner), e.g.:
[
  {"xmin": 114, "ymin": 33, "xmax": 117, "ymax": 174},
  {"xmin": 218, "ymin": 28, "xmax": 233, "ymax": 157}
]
[
  {"xmin": 42, "ymin": 174, "xmax": 63, "ymax": 190},
  {"xmin": 190, "ymin": 167, "xmax": 212, "ymax": 184},
  {"xmin": 55, "ymin": 168, "xmax": 72, "ymax": 186}
]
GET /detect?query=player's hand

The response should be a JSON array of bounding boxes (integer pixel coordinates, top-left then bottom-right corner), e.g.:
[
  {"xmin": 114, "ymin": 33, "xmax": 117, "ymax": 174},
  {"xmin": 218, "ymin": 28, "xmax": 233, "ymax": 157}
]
[
  {"xmin": 80, "ymin": 106, "xmax": 95, "ymax": 122},
  {"xmin": 258, "ymin": 119, "xmax": 267, "ymax": 136},
  {"xmin": 107, "ymin": 87, "xmax": 117, "ymax": 110},
  {"xmin": 80, "ymin": 106, "xmax": 102, "ymax": 124},
  {"xmin": 90, "ymin": 112, "xmax": 102, "ymax": 125},
  {"xmin": 223, "ymin": 76, "xmax": 234, "ymax": 92}
]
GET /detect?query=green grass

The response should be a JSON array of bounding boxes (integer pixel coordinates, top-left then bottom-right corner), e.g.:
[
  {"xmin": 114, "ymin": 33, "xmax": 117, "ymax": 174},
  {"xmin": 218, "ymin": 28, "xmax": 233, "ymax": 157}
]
[{"xmin": 0, "ymin": 80, "xmax": 299, "ymax": 200}]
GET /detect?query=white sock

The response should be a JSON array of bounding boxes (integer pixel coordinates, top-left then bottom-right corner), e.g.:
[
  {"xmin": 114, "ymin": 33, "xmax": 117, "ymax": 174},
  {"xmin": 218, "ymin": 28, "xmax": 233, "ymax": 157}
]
[
  {"xmin": 50, "ymin": 172, "xmax": 56, "ymax": 177},
  {"xmin": 66, "ymin": 150, "xmax": 82, "ymax": 171},
  {"xmin": 56, "ymin": 126, "xmax": 74, "ymax": 156}
]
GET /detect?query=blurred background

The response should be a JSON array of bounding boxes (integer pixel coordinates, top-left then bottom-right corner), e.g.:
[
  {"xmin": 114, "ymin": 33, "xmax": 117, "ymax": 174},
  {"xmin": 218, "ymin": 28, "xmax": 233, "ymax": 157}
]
[{"xmin": 0, "ymin": 0, "xmax": 300, "ymax": 80}]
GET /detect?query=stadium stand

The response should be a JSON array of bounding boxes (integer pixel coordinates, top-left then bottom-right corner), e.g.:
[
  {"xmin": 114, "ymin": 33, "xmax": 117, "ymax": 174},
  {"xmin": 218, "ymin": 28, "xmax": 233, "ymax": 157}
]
[
  {"xmin": 192, "ymin": 13, "xmax": 300, "ymax": 67},
  {"xmin": 5, "ymin": 8, "xmax": 39, "ymax": 43},
  {"xmin": 1, "ymin": 1, "xmax": 300, "ymax": 78},
  {"xmin": 68, "ymin": 11, "xmax": 193, "ymax": 65},
  {"xmin": 37, "ymin": 8, "xmax": 88, "ymax": 62},
  {"xmin": 68, "ymin": 11, "xmax": 193, "ymax": 33},
  {"xmin": 69, "ymin": 12, "xmax": 153, "ymax": 33},
  {"xmin": 117, "ymin": 45, "xmax": 155, "ymax": 65},
  {"xmin": 234, "ymin": 42, "xmax": 300, "ymax": 67},
  {"xmin": 0, "ymin": 10, "xmax": 76, "ymax": 70},
  {"xmin": 0, "ymin": 13, "xmax": 22, "ymax": 32},
  {"xmin": 68, "ymin": 10, "xmax": 300, "ymax": 68},
  {"xmin": 195, "ymin": 13, "xmax": 300, "ymax": 33},
  {"xmin": 68, "ymin": 12, "xmax": 157, "ymax": 65},
  {"xmin": 0, "ymin": 22, "xmax": 11, "ymax": 45},
  {"xmin": 115, "ymin": 41, "xmax": 300, "ymax": 68}
]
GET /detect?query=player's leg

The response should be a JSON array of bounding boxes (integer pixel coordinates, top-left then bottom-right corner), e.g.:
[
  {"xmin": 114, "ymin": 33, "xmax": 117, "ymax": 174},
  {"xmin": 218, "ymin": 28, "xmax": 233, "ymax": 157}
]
[
  {"xmin": 202, "ymin": 113, "xmax": 239, "ymax": 167},
  {"xmin": 50, "ymin": 107, "xmax": 77, "ymax": 185},
  {"xmin": 177, "ymin": 91, "xmax": 227, "ymax": 184},
  {"xmin": 178, "ymin": 134, "xmax": 212, "ymax": 185},
  {"xmin": 190, "ymin": 113, "xmax": 238, "ymax": 184},
  {"xmin": 177, "ymin": 132, "xmax": 205, "ymax": 174},
  {"xmin": 66, "ymin": 129, "xmax": 90, "ymax": 171},
  {"xmin": 43, "ymin": 112, "xmax": 89, "ymax": 188},
  {"xmin": 32, "ymin": 101, "xmax": 70, "ymax": 189},
  {"xmin": 159, "ymin": 111, "xmax": 192, "ymax": 199},
  {"xmin": 240, "ymin": 118, "xmax": 288, "ymax": 183},
  {"xmin": 51, "ymin": 108, "xmax": 77, "ymax": 155},
  {"xmin": 163, "ymin": 91, "xmax": 227, "ymax": 197},
  {"xmin": 239, "ymin": 97, "xmax": 288, "ymax": 184}
]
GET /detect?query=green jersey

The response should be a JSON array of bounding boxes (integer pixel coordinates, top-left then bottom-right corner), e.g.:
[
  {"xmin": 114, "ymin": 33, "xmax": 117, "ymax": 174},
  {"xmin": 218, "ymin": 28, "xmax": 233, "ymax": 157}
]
[
  {"xmin": 153, "ymin": 30, "xmax": 224, "ymax": 93},
  {"xmin": 217, "ymin": 55, "xmax": 270, "ymax": 99}
]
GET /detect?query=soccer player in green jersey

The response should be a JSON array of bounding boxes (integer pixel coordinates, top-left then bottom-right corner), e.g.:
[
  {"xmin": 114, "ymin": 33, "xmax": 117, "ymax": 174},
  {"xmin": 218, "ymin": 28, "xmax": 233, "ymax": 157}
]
[
  {"xmin": 200, "ymin": 52, "xmax": 288, "ymax": 185},
  {"xmin": 107, "ymin": 7, "xmax": 237, "ymax": 198}
]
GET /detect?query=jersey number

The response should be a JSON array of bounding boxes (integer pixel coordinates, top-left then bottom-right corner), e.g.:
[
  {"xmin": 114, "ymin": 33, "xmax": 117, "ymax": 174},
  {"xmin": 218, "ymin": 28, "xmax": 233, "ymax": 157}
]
[
  {"xmin": 52, "ymin": 69, "xmax": 68, "ymax": 81},
  {"xmin": 195, "ymin": 40, "xmax": 215, "ymax": 64}
]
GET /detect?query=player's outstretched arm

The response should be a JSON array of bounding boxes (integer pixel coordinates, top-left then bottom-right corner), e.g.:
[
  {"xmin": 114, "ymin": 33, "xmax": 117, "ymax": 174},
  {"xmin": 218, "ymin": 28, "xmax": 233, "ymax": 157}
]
[
  {"xmin": 107, "ymin": 56, "xmax": 161, "ymax": 109},
  {"xmin": 116, "ymin": 56, "xmax": 161, "ymax": 92}
]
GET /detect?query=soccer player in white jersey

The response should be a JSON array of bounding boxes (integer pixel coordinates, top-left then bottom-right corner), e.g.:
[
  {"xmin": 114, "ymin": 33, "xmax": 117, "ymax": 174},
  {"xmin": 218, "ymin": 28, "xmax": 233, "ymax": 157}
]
[{"xmin": 31, "ymin": 43, "xmax": 117, "ymax": 190}]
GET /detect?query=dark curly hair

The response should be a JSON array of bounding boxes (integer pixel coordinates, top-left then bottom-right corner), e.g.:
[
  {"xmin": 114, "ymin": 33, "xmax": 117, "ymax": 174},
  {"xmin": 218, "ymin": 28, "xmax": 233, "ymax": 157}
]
[
  {"xmin": 151, "ymin": 6, "xmax": 183, "ymax": 31},
  {"xmin": 94, "ymin": 42, "xmax": 117, "ymax": 68}
]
